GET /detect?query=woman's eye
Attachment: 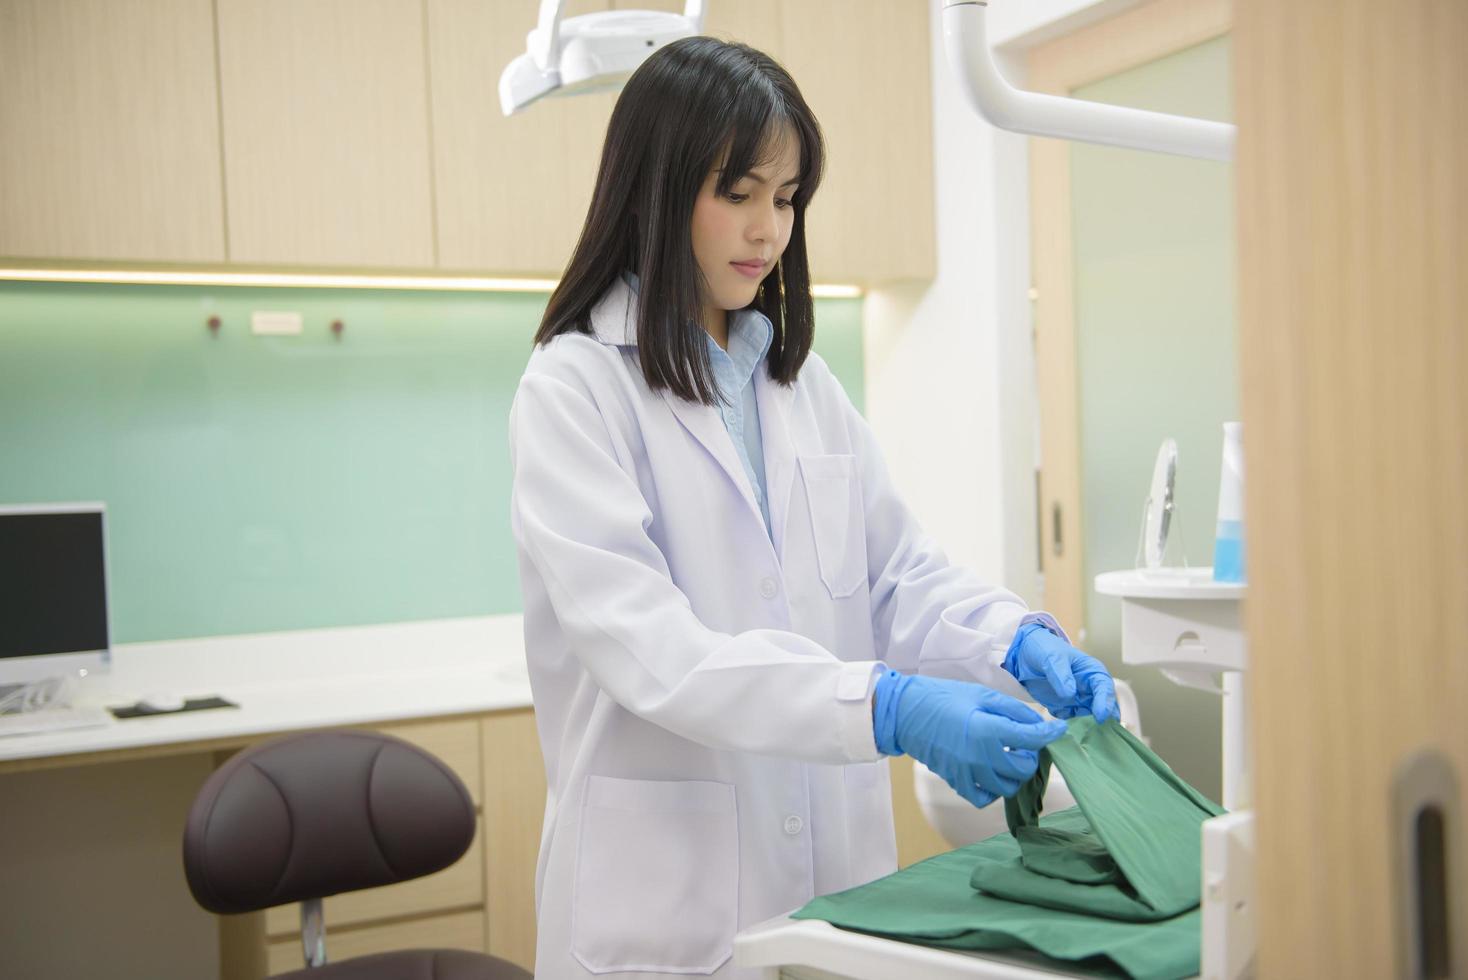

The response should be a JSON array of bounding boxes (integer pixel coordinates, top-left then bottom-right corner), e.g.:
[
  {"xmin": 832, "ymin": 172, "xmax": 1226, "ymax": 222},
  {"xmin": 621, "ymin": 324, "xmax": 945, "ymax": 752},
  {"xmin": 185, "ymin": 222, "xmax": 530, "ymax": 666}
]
[{"xmin": 724, "ymin": 192, "xmax": 792, "ymax": 209}]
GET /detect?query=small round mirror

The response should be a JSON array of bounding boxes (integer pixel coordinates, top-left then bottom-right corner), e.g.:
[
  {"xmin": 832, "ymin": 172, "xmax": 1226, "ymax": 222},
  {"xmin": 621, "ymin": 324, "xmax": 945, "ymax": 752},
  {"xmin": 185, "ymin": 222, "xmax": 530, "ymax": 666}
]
[{"xmin": 1142, "ymin": 438, "xmax": 1177, "ymax": 569}]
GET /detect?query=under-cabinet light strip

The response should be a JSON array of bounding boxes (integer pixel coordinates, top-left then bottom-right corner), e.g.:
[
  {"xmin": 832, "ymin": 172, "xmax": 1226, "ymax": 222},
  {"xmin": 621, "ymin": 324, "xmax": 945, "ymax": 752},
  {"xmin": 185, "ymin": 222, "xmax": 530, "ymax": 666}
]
[{"xmin": 0, "ymin": 268, "xmax": 864, "ymax": 299}]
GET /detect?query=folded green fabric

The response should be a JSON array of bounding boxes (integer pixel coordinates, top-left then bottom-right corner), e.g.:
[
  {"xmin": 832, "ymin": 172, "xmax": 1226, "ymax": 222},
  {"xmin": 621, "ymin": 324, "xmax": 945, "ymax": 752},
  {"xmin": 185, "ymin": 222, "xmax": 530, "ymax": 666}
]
[
  {"xmin": 790, "ymin": 717, "xmax": 1225, "ymax": 979},
  {"xmin": 976, "ymin": 716, "xmax": 1225, "ymax": 922},
  {"xmin": 1015, "ymin": 825, "xmax": 1119, "ymax": 885},
  {"xmin": 791, "ymin": 808, "xmax": 1200, "ymax": 979}
]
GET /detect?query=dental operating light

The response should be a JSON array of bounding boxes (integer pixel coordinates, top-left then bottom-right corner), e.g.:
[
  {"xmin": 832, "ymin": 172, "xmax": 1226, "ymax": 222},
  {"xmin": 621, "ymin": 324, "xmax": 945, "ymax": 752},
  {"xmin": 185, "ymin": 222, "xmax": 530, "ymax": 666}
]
[
  {"xmin": 942, "ymin": 0, "xmax": 1236, "ymax": 162},
  {"xmin": 499, "ymin": 0, "xmax": 706, "ymax": 116}
]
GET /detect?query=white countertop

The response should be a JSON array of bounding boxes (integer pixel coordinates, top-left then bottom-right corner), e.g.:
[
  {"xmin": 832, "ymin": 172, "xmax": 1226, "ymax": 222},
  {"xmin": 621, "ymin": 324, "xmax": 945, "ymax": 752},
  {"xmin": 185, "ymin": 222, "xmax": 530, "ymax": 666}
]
[{"xmin": 0, "ymin": 614, "xmax": 532, "ymax": 766}]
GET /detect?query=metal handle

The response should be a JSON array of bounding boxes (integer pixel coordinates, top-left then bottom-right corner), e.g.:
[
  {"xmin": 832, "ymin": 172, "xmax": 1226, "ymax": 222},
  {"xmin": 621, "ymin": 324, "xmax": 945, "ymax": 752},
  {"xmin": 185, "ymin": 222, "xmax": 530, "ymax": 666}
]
[{"xmin": 1393, "ymin": 750, "xmax": 1461, "ymax": 979}]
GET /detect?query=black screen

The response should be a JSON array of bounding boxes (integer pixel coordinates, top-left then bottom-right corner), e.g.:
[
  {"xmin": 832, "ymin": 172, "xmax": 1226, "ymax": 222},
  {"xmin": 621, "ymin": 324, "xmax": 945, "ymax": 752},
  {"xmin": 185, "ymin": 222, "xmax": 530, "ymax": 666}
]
[{"xmin": 0, "ymin": 511, "xmax": 109, "ymax": 660}]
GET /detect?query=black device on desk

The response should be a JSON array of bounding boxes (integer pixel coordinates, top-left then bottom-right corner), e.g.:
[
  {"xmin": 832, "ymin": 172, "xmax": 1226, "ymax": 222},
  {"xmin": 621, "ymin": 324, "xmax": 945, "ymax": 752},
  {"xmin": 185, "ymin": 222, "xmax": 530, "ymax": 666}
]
[
  {"xmin": 0, "ymin": 503, "xmax": 117, "ymax": 736},
  {"xmin": 0, "ymin": 503, "xmax": 112, "ymax": 693},
  {"xmin": 111, "ymin": 695, "xmax": 238, "ymax": 719},
  {"xmin": 0, "ymin": 503, "xmax": 236, "ymax": 734}
]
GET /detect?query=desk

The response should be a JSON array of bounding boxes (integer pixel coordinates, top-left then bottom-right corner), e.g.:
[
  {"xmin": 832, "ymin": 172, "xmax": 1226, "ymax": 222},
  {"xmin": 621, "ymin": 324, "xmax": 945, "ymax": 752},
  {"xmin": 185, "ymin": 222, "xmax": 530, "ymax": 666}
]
[
  {"xmin": 0, "ymin": 615, "xmax": 533, "ymax": 773},
  {"xmin": 0, "ymin": 615, "xmax": 541, "ymax": 980}
]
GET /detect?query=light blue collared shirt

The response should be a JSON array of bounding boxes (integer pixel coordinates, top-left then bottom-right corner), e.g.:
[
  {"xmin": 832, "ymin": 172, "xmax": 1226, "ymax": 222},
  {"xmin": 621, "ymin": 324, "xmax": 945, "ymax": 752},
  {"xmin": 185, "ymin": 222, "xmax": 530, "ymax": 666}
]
[{"xmin": 622, "ymin": 272, "xmax": 774, "ymax": 535}]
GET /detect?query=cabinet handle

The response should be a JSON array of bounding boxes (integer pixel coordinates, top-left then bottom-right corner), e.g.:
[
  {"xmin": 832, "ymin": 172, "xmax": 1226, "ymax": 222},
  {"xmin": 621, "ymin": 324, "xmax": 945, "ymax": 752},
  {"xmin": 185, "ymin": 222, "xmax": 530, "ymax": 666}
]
[{"xmin": 1392, "ymin": 749, "xmax": 1460, "ymax": 979}]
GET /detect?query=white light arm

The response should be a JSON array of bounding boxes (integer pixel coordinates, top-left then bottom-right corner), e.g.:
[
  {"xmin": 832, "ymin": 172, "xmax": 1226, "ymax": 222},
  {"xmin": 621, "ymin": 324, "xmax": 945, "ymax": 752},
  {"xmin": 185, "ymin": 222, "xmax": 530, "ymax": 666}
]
[
  {"xmin": 531, "ymin": 0, "xmax": 565, "ymax": 72},
  {"xmin": 683, "ymin": 0, "xmax": 705, "ymax": 30},
  {"xmin": 942, "ymin": 0, "xmax": 1235, "ymax": 162},
  {"xmin": 529, "ymin": 0, "xmax": 705, "ymax": 73},
  {"xmin": 507, "ymin": 0, "xmax": 706, "ymax": 115}
]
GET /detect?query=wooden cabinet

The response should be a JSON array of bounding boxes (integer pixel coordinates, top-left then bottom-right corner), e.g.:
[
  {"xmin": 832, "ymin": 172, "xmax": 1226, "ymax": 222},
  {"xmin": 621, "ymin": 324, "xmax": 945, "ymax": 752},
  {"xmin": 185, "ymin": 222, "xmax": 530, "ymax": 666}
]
[
  {"xmin": 777, "ymin": 1, "xmax": 936, "ymax": 283},
  {"xmin": 1, "ymin": 0, "xmax": 934, "ymax": 283},
  {"xmin": 1236, "ymin": 1, "xmax": 1468, "ymax": 973},
  {"xmin": 0, "ymin": 0, "xmax": 226, "ymax": 263},
  {"xmin": 224, "ymin": 709, "xmax": 544, "ymax": 978},
  {"xmin": 527, "ymin": 0, "xmax": 936, "ymax": 284},
  {"xmin": 481, "ymin": 707, "xmax": 547, "ymax": 969},
  {"xmin": 215, "ymin": 0, "xmax": 436, "ymax": 268},
  {"xmin": 428, "ymin": 0, "xmax": 616, "ymax": 276}
]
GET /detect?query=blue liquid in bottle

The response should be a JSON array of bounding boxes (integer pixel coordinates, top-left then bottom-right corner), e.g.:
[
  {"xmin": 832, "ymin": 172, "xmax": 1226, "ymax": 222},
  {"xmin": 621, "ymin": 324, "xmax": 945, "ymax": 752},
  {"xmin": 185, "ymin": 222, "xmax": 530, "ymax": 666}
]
[{"xmin": 1213, "ymin": 519, "xmax": 1246, "ymax": 583}]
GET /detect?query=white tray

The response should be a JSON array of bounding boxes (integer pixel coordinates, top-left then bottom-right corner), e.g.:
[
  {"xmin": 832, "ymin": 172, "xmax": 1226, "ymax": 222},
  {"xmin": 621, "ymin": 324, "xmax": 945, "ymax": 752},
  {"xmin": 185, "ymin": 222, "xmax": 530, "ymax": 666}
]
[{"xmin": 733, "ymin": 913, "xmax": 1188, "ymax": 979}]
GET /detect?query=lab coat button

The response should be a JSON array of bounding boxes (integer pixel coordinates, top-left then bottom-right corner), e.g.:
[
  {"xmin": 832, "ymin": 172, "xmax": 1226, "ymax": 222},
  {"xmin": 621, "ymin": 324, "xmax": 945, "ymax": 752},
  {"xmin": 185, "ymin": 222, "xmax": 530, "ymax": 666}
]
[
  {"xmin": 759, "ymin": 577, "xmax": 778, "ymax": 600},
  {"xmin": 783, "ymin": 815, "xmax": 804, "ymax": 836}
]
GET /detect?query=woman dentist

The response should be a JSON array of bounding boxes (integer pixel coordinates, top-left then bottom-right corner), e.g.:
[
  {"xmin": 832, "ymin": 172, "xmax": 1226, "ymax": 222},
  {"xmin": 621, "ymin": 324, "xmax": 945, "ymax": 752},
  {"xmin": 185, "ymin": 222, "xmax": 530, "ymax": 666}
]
[{"xmin": 509, "ymin": 37, "xmax": 1118, "ymax": 980}]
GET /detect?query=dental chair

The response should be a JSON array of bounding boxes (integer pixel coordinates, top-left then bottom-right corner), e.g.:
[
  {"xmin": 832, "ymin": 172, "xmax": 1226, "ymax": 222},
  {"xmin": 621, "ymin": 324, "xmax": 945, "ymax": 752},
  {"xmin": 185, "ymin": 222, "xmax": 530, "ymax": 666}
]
[{"xmin": 183, "ymin": 730, "xmax": 532, "ymax": 979}]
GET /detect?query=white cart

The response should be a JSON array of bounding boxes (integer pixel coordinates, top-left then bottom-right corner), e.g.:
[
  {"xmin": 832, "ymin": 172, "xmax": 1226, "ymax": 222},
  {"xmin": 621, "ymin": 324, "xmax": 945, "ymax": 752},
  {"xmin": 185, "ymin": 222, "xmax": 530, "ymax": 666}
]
[
  {"xmin": 1094, "ymin": 567, "xmax": 1256, "ymax": 980},
  {"xmin": 733, "ymin": 567, "xmax": 1254, "ymax": 980},
  {"xmin": 734, "ymin": 912, "xmax": 1149, "ymax": 979}
]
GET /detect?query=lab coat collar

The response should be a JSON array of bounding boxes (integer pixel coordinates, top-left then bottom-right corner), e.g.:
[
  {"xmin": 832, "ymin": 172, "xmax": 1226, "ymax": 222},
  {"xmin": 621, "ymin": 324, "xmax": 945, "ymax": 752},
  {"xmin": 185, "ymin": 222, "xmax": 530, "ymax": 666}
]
[
  {"xmin": 587, "ymin": 272, "xmax": 797, "ymax": 557},
  {"xmin": 589, "ymin": 272, "xmax": 776, "ymax": 361},
  {"xmin": 587, "ymin": 275, "xmax": 639, "ymax": 347}
]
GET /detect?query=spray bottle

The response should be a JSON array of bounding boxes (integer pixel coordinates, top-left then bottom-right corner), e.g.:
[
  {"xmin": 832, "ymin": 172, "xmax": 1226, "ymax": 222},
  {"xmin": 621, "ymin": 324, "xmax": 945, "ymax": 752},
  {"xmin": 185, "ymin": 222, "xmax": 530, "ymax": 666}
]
[{"xmin": 1212, "ymin": 421, "xmax": 1245, "ymax": 583}]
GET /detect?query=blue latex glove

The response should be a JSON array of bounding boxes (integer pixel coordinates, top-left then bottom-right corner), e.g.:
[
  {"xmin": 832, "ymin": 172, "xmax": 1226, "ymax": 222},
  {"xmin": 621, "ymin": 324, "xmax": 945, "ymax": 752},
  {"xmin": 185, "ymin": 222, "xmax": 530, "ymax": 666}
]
[
  {"xmin": 873, "ymin": 670, "xmax": 1067, "ymax": 808},
  {"xmin": 1003, "ymin": 622, "xmax": 1120, "ymax": 724}
]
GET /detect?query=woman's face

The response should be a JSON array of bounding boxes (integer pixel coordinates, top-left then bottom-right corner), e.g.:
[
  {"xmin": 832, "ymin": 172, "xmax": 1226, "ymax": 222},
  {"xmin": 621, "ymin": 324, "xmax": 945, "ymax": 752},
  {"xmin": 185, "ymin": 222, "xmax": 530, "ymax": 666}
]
[{"xmin": 690, "ymin": 126, "xmax": 801, "ymax": 325}]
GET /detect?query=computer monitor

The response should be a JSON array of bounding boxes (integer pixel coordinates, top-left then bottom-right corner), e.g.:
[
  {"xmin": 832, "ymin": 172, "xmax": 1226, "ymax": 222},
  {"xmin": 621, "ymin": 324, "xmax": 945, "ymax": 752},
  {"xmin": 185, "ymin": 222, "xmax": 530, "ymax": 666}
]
[{"xmin": 0, "ymin": 502, "xmax": 112, "ymax": 687}]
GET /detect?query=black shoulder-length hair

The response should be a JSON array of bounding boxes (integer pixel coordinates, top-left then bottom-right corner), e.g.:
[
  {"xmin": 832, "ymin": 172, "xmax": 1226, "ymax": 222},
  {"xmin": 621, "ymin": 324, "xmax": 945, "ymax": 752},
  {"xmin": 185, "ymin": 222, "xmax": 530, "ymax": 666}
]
[{"xmin": 533, "ymin": 35, "xmax": 825, "ymax": 406}]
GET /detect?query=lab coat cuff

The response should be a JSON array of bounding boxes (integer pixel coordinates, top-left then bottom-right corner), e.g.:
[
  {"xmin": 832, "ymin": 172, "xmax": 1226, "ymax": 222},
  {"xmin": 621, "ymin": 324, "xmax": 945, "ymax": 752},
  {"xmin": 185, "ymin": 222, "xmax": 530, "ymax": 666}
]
[
  {"xmin": 992, "ymin": 611, "xmax": 1069, "ymax": 664},
  {"xmin": 837, "ymin": 660, "xmax": 885, "ymax": 763}
]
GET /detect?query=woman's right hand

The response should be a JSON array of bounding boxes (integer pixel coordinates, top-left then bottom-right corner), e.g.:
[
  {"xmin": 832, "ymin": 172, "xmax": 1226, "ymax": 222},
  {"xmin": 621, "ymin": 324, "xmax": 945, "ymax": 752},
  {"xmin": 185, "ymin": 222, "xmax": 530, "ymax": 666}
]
[{"xmin": 872, "ymin": 671, "xmax": 1067, "ymax": 808}]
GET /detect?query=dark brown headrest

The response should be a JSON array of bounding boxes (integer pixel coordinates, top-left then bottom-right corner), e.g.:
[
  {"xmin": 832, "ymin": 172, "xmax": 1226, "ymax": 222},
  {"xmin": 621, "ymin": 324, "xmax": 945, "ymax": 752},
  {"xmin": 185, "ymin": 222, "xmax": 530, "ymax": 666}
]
[{"xmin": 183, "ymin": 730, "xmax": 475, "ymax": 915}]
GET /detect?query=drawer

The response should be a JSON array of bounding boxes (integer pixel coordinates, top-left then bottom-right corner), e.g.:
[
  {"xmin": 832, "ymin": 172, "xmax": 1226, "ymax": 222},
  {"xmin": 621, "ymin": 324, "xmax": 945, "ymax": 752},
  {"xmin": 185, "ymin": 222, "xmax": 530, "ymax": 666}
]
[
  {"xmin": 266, "ymin": 908, "xmax": 486, "ymax": 976},
  {"xmin": 265, "ymin": 819, "xmax": 483, "ymax": 936}
]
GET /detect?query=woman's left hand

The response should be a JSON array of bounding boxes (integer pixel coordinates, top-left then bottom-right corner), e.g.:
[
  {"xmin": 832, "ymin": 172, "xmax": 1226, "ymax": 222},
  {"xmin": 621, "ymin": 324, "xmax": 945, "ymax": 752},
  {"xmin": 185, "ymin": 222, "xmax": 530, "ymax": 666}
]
[{"xmin": 1003, "ymin": 623, "xmax": 1120, "ymax": 724}]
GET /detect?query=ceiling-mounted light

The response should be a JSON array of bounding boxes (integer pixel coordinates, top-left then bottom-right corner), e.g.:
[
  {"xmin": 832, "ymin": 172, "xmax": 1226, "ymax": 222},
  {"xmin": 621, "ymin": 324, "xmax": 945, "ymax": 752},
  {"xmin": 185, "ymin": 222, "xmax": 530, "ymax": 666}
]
[{"xmin": 499, "ymin": 0, "xmax": 705, "ymax": 116}]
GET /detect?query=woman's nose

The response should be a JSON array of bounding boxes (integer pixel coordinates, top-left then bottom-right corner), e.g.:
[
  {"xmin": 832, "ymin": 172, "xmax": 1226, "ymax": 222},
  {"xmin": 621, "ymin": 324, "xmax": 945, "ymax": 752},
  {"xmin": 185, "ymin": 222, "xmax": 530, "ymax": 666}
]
[{"xmin": 748, "ymin": 202, "xmax": 778, "ymax": 242}]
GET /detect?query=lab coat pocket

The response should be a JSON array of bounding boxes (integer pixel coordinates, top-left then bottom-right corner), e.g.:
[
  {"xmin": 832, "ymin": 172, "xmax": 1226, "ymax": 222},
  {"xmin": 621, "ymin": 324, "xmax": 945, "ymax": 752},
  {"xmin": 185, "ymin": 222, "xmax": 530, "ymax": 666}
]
[
  {"xmin": 798, "ymin": 454, "xmax": 868, "ymax": 599},
  {"xmin": 572, "ymin": 775, "xmax": 738, "ymax": 975}
]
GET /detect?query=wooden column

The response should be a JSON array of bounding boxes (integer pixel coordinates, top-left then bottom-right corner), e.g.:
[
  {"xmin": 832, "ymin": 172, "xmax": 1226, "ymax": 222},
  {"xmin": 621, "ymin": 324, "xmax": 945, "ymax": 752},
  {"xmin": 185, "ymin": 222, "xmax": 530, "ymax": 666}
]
[{"xmin": 1234, "ymin": 0, "xmax": 1468, "ymax": 974}]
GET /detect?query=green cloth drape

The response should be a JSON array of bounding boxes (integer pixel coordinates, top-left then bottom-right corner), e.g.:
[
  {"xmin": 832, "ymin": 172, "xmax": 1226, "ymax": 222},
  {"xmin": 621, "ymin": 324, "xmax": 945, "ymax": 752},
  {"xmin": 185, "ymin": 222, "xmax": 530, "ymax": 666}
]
[
  {"xmin": 978, "ymin": 715, "xmax": 1225, "ymax": 921},
  {"xmin": 791, "ymin": 717, "xmax": 1225, "ymax": 979}
]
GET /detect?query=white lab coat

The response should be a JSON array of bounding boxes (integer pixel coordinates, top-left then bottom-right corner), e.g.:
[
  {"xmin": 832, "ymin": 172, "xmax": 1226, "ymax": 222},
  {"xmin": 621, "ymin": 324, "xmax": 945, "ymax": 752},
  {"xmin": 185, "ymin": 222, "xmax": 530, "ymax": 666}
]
[{"xmin": 509, "ymin": 276, "xmax": 1056, "ymax": 979}]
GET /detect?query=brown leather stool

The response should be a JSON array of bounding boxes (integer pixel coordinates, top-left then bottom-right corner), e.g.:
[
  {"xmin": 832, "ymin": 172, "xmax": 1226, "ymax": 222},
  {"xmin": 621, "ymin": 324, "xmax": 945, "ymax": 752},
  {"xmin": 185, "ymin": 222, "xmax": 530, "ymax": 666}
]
[{"xmin": 183, "ymin": 730, "xmax": 532, "ymax": 980}]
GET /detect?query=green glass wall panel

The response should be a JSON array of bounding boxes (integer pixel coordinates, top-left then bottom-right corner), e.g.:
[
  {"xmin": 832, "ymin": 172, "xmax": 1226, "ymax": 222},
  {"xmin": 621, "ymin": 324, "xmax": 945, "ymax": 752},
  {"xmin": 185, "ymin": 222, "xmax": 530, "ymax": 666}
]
[
  {"xmin": 0, "ymin": 282, "xmax": 863, "ymax": 643},
  {"xmin": 1071, "ymin": 36, "xmax": 1236, "ymax": 800}
]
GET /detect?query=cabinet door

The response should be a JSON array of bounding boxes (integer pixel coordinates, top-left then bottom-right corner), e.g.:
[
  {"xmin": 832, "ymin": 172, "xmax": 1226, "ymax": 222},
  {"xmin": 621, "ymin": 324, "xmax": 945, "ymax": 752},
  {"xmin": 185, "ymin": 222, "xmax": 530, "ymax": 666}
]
[
  {"xmin": 779, "ymin": 0, "xmax": 935, "ymax": 283},
  {"xmin": 429, "ymin": 0, "xmax": 790, "ymax": 278},
  {"xmin": 428, "ymin": 0, "xmax": 616, "ymax": 276},
  {"xmin": 216, "ymin": 0, "xmax": 435, "ymax": 267},
  {"xmin": 481, "ymin": 707, "xmax": 545, "ymax": 972},
  {"xmin": 0, "ymin": 0, "xmax": 225, "ymax": 263},
  {"xmin": 547, "ymin": 0, "xmax": 935, "ymax": 284},
  {"xmin": 627, "ymin": 0, "xmax": 785, "ymax": 58}
]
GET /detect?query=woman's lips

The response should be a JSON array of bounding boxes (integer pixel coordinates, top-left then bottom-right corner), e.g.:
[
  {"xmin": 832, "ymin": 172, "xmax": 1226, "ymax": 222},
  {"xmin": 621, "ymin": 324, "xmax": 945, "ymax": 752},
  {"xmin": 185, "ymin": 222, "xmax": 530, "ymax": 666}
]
[{"xmin": 731, "ymin": 260, "xmax": 767, "ymax": 279}]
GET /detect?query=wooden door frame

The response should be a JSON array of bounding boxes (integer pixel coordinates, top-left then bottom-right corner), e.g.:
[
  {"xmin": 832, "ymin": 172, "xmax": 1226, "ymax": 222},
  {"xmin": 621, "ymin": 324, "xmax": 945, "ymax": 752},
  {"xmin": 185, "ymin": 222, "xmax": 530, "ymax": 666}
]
[{"xmin": 1026, "ymin": 0, "xmax": 1232, "ymax": 636}]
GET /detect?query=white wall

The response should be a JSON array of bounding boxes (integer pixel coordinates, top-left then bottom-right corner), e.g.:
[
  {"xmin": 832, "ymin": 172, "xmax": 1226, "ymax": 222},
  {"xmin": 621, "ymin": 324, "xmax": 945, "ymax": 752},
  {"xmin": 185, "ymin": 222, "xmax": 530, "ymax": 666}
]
[{"xmin": 863, "ymin": 0, "xmax": 1122, "ymax": 612}]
